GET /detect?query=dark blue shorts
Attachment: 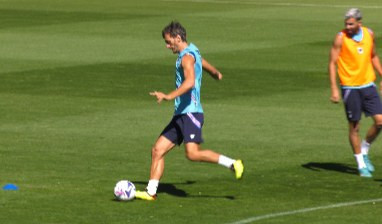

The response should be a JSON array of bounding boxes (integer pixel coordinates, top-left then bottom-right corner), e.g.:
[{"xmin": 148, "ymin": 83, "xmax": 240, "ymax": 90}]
[
  {"xmin": 341, "ymin": 85, "xmax": 382, "ymax": 121},
  {"xmin": 161, "ymin": 113, "xmax": 204, "ymax": 145}
]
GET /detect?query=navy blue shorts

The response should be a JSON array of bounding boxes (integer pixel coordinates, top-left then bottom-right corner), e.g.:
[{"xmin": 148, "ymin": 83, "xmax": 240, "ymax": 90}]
[
  {"xmin": 161, "ymin": 113, "xmax": 204, "ymax": 145},
  {"xmin": 341, "ymin": 85, "xmax": 382, "ymax": 121}
]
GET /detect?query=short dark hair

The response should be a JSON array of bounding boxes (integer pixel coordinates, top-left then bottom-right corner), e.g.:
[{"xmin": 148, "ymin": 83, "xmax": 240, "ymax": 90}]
[{"xmin": 162, "ymin": 21, "xmax": 187, "ymax": 42}]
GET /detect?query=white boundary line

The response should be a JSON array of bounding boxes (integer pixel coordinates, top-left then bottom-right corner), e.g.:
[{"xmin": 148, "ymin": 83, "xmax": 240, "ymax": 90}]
[
  {"xmin": 227, "ymin": 198, "xmax": 382, "ymax": 224},
  {"xmin": 162, "ymin": 0, "xmax": 382, "ymax": 9}
]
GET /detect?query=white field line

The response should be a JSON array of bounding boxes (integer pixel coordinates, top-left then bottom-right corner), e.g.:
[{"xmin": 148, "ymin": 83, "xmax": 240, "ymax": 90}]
[
  {"xmin": 227, "ymin": 198, "xmax": 382, "ymax": 224},
  {"xmin": 162, "ymin": 0, "xmax": 382, "ymax": 9}
]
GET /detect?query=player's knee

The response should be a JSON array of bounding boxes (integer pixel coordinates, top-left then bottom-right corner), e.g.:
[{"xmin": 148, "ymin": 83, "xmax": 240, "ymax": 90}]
[
  {"xmin": 151, "ymin": 146, "xmax": 165, "ymax": 159},
  {"xmin": 349, "ymin": 129, "xmax": 359, "ymax": 137},
  {"xmin": 185, "ymin": 150, "xmax": 200, "ymax": 161},
  {"xmin": 349, "ymin": 123, "xmax": 360, "ymax": 133},
  {"xmin": 375, "ymin": 119, "xmax": 382, "ymax": 129},
  {"xmin": 374, "ymin": 114, "xmax": 382, "ymax": 127}
]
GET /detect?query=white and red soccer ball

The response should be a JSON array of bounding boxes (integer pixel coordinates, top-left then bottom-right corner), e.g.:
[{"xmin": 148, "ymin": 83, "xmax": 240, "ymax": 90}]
[{"xmin": 114, "ymin": 180, "xmax": 136, "ymax": 201}]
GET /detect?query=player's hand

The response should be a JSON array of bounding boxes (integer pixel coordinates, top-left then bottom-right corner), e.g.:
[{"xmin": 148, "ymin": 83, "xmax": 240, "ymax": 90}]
[
  {"xmin": 212, "ymin": 72, "xmax": 223, "ymax": 80},
  {"xmin": 330, "ymin": 92, "xmax": 340, "ymax": 103},
  {"xmin": 330, "ymin": 86, "xmax": 340, "ymax": 103},
  {"xmin": 149, "ymin": 91, "xmax": 168, "ymax": 103},
  {"xmin": 216, "ymin": 72, "xmax": 223, "ymax": 80},
  {"xmin": 379, "ymin": 80, "xmax": 382, "ymax": 95}
]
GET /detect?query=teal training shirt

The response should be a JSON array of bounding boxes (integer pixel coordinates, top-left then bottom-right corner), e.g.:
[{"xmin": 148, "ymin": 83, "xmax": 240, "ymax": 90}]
[{"xmin": 174, "ymin": 43, "xmax": 203, "ymax": 115}]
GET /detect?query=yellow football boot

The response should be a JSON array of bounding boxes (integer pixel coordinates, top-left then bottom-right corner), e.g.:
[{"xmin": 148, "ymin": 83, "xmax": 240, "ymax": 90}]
[
  {"xmin": 135, "ymin": 190, "xmax": 157, "ymax": 201},
  {"xmin": 232, "ymin": 160, "xmax": 244, "ymax": 179}
]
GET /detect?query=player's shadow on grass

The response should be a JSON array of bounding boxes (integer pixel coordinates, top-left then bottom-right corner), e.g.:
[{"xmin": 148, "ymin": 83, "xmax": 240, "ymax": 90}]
[
  {"xmin": 133, "ymin": 181, "xmax": 235, "ymax": 200},
  {"xmin": 302, "ymin": 162, "xmax": 358, "ymax": 175},
  {"xmin": 374, "ymin": 179, "xmax": 382, "ymax": 185}
]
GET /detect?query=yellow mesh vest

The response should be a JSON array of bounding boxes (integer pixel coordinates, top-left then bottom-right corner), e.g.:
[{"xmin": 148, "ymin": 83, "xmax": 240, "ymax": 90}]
[{"xmin": 337, "ymin": 27, "xmax": 375, "ymax": 86}]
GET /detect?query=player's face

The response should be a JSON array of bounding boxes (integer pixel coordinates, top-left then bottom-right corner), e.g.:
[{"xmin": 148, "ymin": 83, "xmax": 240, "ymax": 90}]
[
  {"xmin": 344, "ymin": 17, "xmax": 361, "ymax": 36},
  {"xmin": 164, "ymin": 33, "xmax": 181, "ymax": 54}
]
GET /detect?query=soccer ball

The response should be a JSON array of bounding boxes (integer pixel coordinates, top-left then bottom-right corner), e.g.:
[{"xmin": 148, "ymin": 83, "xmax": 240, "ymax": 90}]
[{"xmin": 114, "ymin": 180, "xmax": 136, "ymax": 201}]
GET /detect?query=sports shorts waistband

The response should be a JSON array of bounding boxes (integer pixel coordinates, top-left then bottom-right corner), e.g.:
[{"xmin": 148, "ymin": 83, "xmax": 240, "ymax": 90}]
[{"xmin": 341, "ymin": 82, "xmax": 375, "ymax": 89}]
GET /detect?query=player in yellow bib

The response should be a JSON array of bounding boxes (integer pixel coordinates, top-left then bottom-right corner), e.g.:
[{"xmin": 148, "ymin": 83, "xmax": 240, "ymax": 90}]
[{"xmin": 329, "ymin": 8, "xmax": 382, "ymax": 177}]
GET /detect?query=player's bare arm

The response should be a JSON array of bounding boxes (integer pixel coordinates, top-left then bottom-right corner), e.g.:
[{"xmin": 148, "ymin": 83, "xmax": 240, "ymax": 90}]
[
  {"xmin": 202, "ymin": 58, "xmax": 222, "ymax": 80},
  {"xmin": 328, "ymin": 34, "xmax": 342, "ymax": 103},
  {"xmin": 370, "ymin": 32, "xmax": 382, "ymax": 93},
  {"xmin": 150, "ymin": 54, "xmax": 195, "ymax": 103},
  {"xmin": 371, "ymin": 48, "xmax": 382, "ymax": 76}
]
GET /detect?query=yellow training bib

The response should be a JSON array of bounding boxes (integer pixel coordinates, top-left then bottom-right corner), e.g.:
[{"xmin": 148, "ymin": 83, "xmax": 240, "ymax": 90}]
[{"xmin": 337, "ymin": 27, "xmax": 375, "ymax": 86}]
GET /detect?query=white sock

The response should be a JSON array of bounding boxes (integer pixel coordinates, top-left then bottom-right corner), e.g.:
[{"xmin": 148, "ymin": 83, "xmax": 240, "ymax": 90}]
[
  {"xmin": 361, "ymin": 140, "xmax": 370, "ymax": 155},
  {"xmin": 354, "ymin": 153, "xmax": 366, "ymax": 169},
  {"xmin": 146, "ymin": 179, "xmax": 159, "ymax": 196},
  {"xmin": 218, "ymin": 155, "xmax": 235, "ymax": 168}
]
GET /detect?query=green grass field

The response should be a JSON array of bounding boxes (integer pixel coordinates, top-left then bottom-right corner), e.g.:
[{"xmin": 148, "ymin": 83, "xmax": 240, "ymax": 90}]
[{"xmin": 1, "ymin": 0, "xmax": 382, "ymax": 223}]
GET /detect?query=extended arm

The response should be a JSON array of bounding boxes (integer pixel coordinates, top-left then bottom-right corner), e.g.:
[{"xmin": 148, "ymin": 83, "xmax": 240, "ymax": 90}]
[
  {"xmin": 202, "ymin": 58, "xmax": 222, "ymax": 80},
  {"xmin": 328, "ymin": 34, "xmax": 342, "ymax": 103},
  {"xmin": 150, "ymin": 54, "xmax": 195, "ymax": 103}
]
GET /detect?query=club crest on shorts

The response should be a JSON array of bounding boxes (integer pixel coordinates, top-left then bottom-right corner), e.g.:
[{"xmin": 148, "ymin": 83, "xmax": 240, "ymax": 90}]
[{"xmin": 190, "ymin": 134, "xmax": 195, "ymax": 139}]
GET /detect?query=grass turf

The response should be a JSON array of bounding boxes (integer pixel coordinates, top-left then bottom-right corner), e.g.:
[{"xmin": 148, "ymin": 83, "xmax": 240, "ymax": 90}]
[{"xmin": 1, "ymin": 0, "xmax": 382, "ymax": 223}]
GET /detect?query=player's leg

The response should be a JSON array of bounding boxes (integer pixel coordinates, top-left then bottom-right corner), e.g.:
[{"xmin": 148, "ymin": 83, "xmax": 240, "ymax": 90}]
[
  {"xmin": 348, "ymin": 121, "xmax": 371, "ymax": 177},
  {"xmin": 150, "ymin": 136, "xmax": 176, "ymax": 181},
  {"xmin": 365, "ymin": 114, "xmax": 382, "ymax": 143},
  {"xmin": 184, "ymin": 142, "xmax": 219, "ymax": 162},
  {"xmin": 361, "ymin": 86, "xmax": 382, "ymax": 172},
  {"xmin": 343, "ymin": 88, "xmax": 371, "ymax": 177},
  {"xmin": 363, "ymin": 85, "xmax": 382, "ymax": 144},
  {"xmin": 182, "ymin": 113, "xmax": 244, "ymax": 179},
  {"xmin": 135, "ymin": 136, "xmax": 175, "ymax": 201},
  {"xmin": 348, "ymin": 121, "xmax": 361, "ymax": 155},
  {"xmin": 184, "ymin": 143, "xmax": 244, "ymax": 179},
  {"xmin": 136, "ymin": 117, "xmax": 180, "ymax": 201},
  {"xmin": 362, "ymin": 115, "xmax": 382, "ymax": 172},
  {"xmin": 359, "ymin": 86, "xmax": 382, "ymax": 173}
]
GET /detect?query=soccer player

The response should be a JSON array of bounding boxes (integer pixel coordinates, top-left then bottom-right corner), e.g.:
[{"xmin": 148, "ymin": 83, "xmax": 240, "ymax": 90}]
[
  {"xmin": 135, "ymin": 21, "xmax": 244, "ymax": 200},
  {"xmin": 329, "ymin": 8, "xmax": 382, "ymax": 177}
]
